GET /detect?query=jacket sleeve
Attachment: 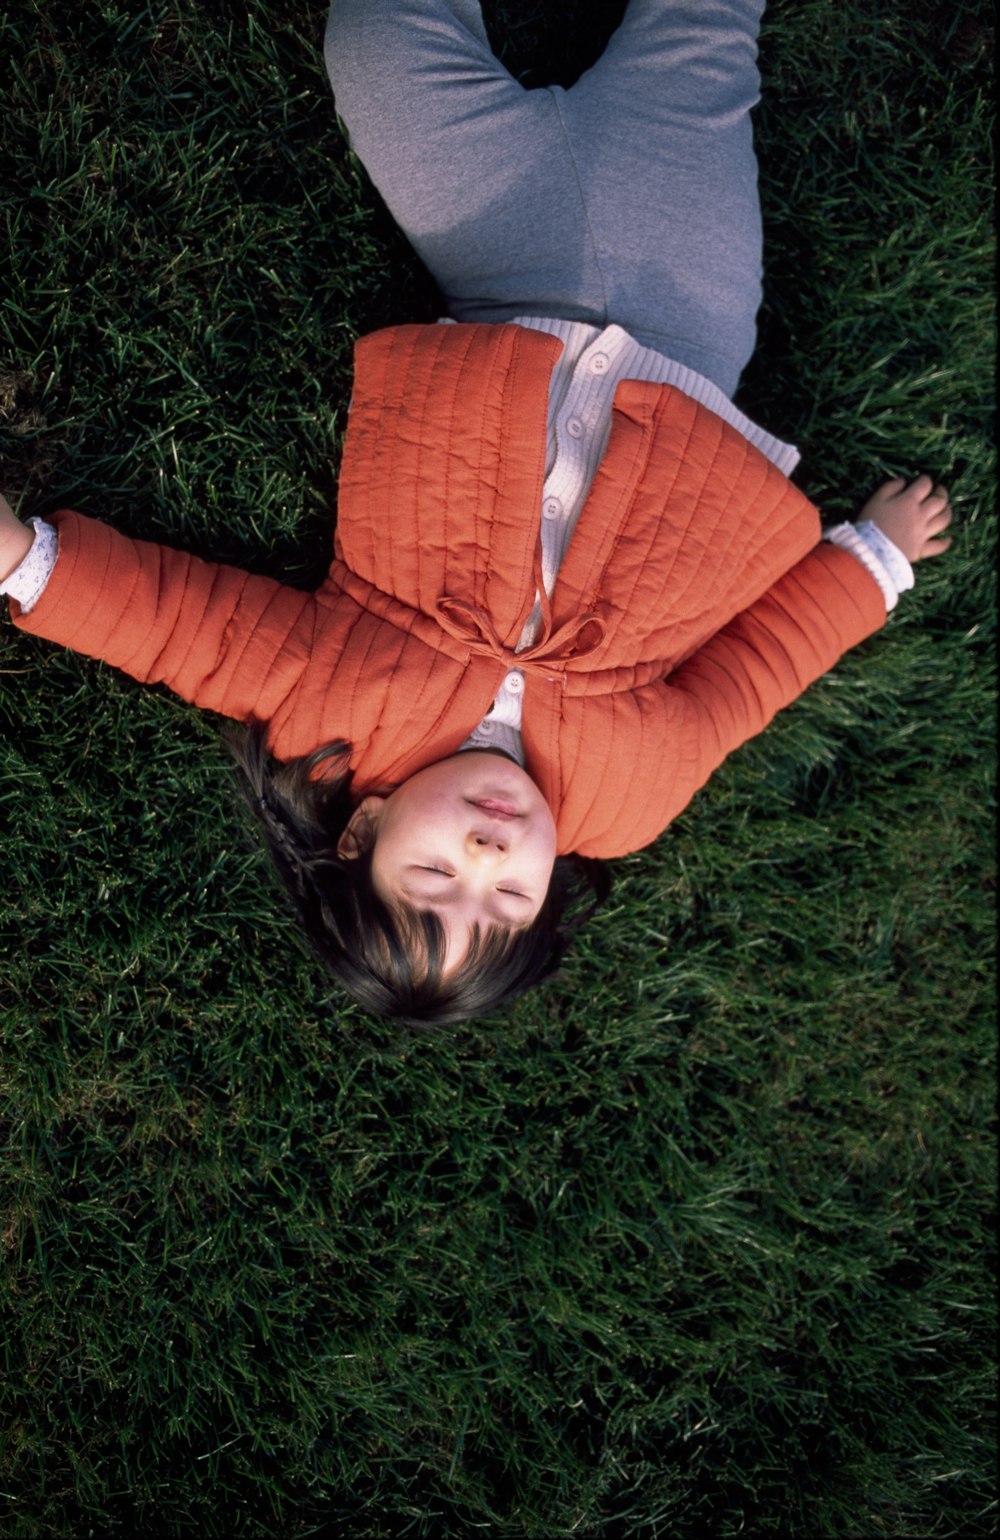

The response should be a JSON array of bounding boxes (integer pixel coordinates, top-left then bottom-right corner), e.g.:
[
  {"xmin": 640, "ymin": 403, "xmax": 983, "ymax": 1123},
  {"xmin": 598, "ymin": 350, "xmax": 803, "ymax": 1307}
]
[
  {"xmin": 547, "ymin": 540, "xmax": 890, "ymax": 859},
  {"xmin": 7, "ymin": 509, "xmax": 320, "ymax": 724},
  {"xmin": 664, "ymin": 539, "xmax": 886, "ymax": 798}
]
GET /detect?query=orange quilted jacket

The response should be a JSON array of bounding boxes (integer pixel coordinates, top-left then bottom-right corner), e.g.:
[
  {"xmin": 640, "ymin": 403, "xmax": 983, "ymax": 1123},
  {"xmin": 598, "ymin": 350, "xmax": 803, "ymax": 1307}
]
[{"xmin": 11, "ymin": 323, "xmax": 886, "ymax": 857}]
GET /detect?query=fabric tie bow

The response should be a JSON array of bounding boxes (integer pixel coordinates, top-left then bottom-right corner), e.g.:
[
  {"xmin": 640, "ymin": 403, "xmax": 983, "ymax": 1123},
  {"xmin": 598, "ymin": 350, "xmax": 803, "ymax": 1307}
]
[{"xmin": 434, "ymin": 596, "xmax": 606, "ymax": 674}]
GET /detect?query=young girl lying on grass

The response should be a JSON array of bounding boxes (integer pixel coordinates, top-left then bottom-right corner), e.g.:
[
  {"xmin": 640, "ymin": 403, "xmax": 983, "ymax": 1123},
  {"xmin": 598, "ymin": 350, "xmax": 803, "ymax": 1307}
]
[{"xmin": 0, "ymin": 0, "xmax": 952, "ymax": 1024}]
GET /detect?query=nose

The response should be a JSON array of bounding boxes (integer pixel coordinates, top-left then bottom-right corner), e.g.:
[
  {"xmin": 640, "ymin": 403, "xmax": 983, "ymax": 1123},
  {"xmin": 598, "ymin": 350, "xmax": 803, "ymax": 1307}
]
[{"xmin": 465, "ymin": 829, "xmax": 508, "ymax": 862}]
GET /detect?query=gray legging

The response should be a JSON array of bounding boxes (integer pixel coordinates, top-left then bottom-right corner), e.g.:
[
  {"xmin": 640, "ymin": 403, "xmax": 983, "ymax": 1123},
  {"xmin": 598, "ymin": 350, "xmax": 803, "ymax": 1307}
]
[{"xmin": 324, "ymin": 0, "xmax": 767, "ymax": 398}]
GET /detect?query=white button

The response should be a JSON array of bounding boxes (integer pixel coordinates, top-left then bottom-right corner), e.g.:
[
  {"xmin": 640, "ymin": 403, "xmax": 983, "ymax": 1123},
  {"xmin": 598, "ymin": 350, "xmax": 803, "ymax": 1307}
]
[
  {"xmin": 566, "ymin": 416, "xmax": 584, "ymax": 438},
  {"xmin": 478, "ymin": 720, "xmax": 495, "ymax": 736},
  {"xmin": 590, "ymin": 352, "xmax": 609, "ymax": 374},
  {"xmin": 504, "ymin": 670, "xmax": 524, "ymax": 694},
  {"xmin": 542, "ymin": 496, "xmax": 563, "ymax": 520}
]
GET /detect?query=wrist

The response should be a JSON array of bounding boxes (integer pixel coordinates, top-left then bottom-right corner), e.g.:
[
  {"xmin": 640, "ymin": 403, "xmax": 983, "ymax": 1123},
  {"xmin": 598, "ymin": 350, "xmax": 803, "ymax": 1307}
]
[
  {"xmin": 0, "ymin": 516, "xmax": 36, "ymax": 584},
  {"xmin": 868, "ymin": 513, "xmax": 913, "ymax": 563}
]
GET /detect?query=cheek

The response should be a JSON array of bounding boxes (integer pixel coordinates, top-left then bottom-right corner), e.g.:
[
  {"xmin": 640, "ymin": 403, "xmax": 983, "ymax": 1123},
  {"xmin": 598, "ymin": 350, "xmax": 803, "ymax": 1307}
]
[
  {"xmin": 369, "ymin": 816, "xmax": 416, "ymax": 890},
  {"xmin": 528, "ymin": 833, "xmax": 558, "ymax": 884},
  {"xmin": 373, "ymin": 796, "xmax": 453, "ymax": 873}
]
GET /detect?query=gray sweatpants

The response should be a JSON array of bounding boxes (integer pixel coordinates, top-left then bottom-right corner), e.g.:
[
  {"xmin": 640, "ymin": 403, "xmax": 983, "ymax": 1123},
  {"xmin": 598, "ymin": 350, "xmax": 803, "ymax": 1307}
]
[{"xmin": 324, "ymin": 0, "xmax": 767, "ymax": 397}]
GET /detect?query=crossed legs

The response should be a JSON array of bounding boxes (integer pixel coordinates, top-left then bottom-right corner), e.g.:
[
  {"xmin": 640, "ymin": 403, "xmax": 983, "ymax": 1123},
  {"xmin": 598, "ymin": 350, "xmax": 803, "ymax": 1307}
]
[{"xmin": 324, "ymin": 0, "xmax": 767, "ymax": 394}]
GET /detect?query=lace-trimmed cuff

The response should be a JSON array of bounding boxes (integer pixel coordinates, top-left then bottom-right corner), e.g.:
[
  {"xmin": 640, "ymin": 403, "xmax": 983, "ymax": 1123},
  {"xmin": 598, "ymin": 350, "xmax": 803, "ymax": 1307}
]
[
  {"xmin": 0, "ymin": 517, "xmax": 59, "ymax": 613},
  {"xmin": 823, "ymin": 519, "xmax": 914, "ymax": 612}
]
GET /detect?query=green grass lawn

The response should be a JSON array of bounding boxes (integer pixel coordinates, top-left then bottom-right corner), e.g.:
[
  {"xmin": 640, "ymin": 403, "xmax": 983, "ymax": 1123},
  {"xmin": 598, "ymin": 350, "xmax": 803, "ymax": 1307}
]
[{"xmin": 1, "ymin": 1, "xmax": 995, "ymax": 1535}]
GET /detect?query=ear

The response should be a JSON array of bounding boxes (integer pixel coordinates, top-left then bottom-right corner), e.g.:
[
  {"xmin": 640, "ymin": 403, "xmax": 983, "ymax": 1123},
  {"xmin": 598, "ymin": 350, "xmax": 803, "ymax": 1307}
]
[{"xmin": 337, "ymin": 794, "xmax": 387, "ymax": 860}]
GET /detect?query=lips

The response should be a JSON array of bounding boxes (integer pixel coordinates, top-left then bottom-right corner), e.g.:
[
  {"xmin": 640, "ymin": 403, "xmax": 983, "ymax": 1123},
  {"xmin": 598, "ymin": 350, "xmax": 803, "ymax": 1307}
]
[{"xmin": 471, "ymin": 798, "xmax": 521, "ymax": 819}]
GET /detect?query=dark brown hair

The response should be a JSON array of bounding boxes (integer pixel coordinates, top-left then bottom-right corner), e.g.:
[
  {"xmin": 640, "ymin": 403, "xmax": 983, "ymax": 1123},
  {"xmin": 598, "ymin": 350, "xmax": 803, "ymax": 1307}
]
[{"xmin": 227, "ymin": 727, "xmax": 610, "ymax": 1026}]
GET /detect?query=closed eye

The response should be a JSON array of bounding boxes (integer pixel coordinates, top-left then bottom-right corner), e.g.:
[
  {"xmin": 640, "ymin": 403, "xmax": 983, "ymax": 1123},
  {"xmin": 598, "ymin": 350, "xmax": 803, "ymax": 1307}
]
[{"xmin": 412, "ymin": 868, "xmax": 530, "ymax": 907}]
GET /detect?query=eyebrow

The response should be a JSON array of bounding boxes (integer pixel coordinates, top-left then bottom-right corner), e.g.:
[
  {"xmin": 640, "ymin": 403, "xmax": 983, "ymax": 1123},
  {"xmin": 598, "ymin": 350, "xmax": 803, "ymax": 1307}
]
[{"xmin": 398, "ymin": 872, "xmax": 460, "ymax": 906}]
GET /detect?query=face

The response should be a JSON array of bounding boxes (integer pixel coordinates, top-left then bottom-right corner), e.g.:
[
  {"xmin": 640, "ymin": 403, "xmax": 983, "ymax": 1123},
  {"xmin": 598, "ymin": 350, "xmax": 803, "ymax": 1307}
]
[{"xmin": 341, "ymin": 752, "xmax": 557, "ymax": 975}]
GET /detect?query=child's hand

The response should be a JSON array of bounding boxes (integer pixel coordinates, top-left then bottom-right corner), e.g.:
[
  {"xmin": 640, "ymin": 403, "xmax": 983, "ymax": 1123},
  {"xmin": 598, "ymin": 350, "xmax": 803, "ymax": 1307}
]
[{"xmin": 859, "ymin": 475, "xmax": 954, "ymax": 563}]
